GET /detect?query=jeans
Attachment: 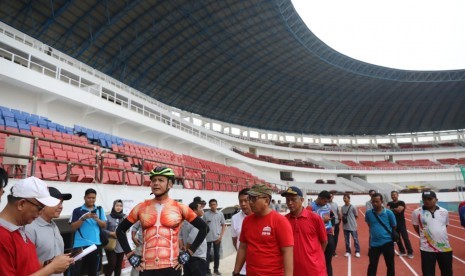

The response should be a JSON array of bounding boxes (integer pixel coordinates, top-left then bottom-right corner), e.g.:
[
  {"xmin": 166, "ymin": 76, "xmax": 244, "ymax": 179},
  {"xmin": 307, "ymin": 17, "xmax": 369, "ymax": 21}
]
[
  {"xmin": 206, "ymin": 241, "xmax": 221, "ymax": 272},
  {"xmin": 324, "ymin": 234, "xmax": 335, "ymax": 276},
  {"xmin": 184, "ymin": 257, "xmax": 206, "ymax": 276},
  {"xmin": 344, "ymin": 230, "xmax": 361, "ymax": 253},
  {"xmin": 420, "ymin": 250, "xmax": 453, "ymax": 276},
  {"xmin": 395, "ymin": 221, "xmax": 413, "ymax": 255},
  {"xmin": 367, "ymin": 242, "xmax": 395, "ymax": 276}
]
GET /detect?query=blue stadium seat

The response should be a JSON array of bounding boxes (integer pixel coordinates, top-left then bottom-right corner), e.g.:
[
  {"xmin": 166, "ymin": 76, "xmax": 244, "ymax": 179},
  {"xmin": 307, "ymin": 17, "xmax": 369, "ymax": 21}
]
[
  {"xmin": 5, "ymin": 120, "xmax": 18, "ymax": 128},
  {"xmin": 1, "ymin": 109, "xmax": 14, "ymax": 119},
  {"xmin": 13, "ymin": 112, "xmax": 27, "ymax": 121},
  {"xmin": 18, "ymin": 122, "xmax": 30, "ymax": 130}
]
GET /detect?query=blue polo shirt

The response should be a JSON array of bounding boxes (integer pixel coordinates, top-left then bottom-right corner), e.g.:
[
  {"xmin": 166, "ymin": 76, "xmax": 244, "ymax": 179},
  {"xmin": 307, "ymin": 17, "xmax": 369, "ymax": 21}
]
[
  {"xmin": 365, "ymin": 208, "xmax": 396, "ymax": 247},
  {"xmin": 69, "ymin": 205, "xmax": 107, "ymax": 248}
]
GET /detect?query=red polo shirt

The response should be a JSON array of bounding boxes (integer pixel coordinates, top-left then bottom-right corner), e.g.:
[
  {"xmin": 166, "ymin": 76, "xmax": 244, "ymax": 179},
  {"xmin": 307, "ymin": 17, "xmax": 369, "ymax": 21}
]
[
  {"xmin": 285, "ymin": 207, "xmax": 327, "ymax": 276},
  {"xmin": 0, "ymin": 219, "xmax": 41, "ymax": 276}
]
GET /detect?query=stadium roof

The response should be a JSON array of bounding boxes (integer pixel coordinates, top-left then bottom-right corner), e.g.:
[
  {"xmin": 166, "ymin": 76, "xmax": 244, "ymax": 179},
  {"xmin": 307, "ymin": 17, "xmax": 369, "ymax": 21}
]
[{"xmin": 1, "ymin": 0, "xmax": 465, "ymax": 135}]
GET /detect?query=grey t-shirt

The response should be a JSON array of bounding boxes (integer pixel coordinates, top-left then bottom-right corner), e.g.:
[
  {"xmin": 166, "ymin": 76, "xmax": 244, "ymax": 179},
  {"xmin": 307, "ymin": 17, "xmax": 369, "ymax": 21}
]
[
  {"xmin": 341, "ymin": 204, "xmax": 359, "ymax": 231},
  {"xmin": 25, "ymin": 216, "xmax": 64, "ymax": 276},
  {"xmin": 203, "ymin": 210, "xmax": 225, "ymax": 242},
  {"xmin": 328, "ymin": 201, "xmax": 340, "ymax": 224},
  {"xmin": 180, "ymin": 221, "xmax": 207, "ymax": 260}
]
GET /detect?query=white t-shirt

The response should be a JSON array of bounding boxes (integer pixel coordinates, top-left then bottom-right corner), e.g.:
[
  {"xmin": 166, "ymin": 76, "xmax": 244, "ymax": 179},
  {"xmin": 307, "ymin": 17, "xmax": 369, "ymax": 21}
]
[
  {"xmin": 411, "ymin": 206, "xmax": 452, "ymax": 252},
  {"xmin": 230, "ymin": 211, "xmax": 247, "ymax": 275}
]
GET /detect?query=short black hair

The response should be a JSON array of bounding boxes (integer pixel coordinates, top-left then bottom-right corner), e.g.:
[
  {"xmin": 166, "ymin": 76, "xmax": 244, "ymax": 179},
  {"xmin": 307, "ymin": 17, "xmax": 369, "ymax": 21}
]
[
  {"xmin": 238, "ymin": 188, "xmax": 249, "ymax": 197},
  {"xmin": 318, "ymin": 190, "xmax": 331, "ymax": 200},
  {"xmin": 368, "ymin": 189, "xmax": 376, "ymax": 194},
  {"xmin": 391, "ymin": 190, "xmax": 398, "ymax": 195},
  {"xmin": 85, "ymin": 188, "xmax": 97, "ymax": 196},
  {"xmin": 189, "ymin": 201, "xmax": 201, "ymax": 211},
  {"xmin": 209, "ymin": 199, "xmax": 217, "ymax": 205},
  {"xmin": 343, "ymin": 193, "xmax": 351, "ymax": 199},
  {"xmin": 372, "ymin": 192, "xmax": 383, "ymax": 201},
  {"xmin": 0, "ymin": 167, "xmax": 8, "ymax": 188}
]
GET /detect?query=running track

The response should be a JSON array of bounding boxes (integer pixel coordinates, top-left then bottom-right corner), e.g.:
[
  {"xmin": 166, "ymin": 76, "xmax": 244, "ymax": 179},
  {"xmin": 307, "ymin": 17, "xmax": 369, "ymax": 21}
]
[{"xmin": 331, "ymin": 204, "xmax": 465, "ymax": 275}]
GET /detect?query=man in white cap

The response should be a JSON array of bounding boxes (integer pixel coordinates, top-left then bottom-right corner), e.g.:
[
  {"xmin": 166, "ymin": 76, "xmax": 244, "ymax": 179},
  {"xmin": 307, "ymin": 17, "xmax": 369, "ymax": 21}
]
[
  {"xmin": 0, "ymin": 177, "xmax": 73, "ymax": 275},
  {"xmin": 26, "ymin": 186, "xmax": 73, "ymax": 275}
]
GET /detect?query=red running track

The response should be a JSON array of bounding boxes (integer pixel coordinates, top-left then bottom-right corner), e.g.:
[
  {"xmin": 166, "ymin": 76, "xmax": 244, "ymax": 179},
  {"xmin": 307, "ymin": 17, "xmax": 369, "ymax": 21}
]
[{"xmin": 331, "ymin": 204, "xmax": 465, "ymax": 276}]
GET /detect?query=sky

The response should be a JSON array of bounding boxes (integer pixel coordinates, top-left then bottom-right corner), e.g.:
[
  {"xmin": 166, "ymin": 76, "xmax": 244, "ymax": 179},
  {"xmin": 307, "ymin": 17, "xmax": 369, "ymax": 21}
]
[{"xmin": 291, "ymin": 0, "xmax": 465, "ymax": 70}]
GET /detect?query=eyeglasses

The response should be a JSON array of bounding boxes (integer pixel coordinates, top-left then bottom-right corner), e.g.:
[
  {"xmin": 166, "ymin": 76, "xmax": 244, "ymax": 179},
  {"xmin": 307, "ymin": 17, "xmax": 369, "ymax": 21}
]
[
  {"xmin": 24, "ymin": 199, "xmax": 45, "ymax": 212},
  {"xmin": 248, "ymin": 195, "xmax": 267, "ymax": 202}
]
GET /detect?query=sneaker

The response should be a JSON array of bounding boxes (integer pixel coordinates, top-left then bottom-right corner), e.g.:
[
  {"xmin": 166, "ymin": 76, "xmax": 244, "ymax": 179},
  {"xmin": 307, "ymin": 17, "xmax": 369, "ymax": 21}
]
[
  {"xmin": 355, "ymin": 252, "xmax": 361, "ymax": 258},
  {"xmin": 344, "ymin": 252, "xmax": 350, "ymax": 257},
  {"xmin": 333, "ymin": 252, "xmax": 337, "ymax": 257},
  {"xmin": 206, "ymin": 272, "xmax": 212, "ymax": 276},
  {"xmin": 214, "ymin": 271, "xmax": 222, "ymax": 276},
  {"xmin": 407, "ymin": 254, "xmax": 414, "ymax": 259},
  {"xmin": 400, "ymin": 253, "xmax": 407, "ymax": 257}
]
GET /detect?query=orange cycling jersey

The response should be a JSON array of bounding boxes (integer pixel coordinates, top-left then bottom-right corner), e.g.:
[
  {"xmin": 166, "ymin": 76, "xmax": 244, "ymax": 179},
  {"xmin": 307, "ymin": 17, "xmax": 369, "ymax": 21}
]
[{"xmin": 127, "ymin": 197, "xmax": 197, "ymax": 270}]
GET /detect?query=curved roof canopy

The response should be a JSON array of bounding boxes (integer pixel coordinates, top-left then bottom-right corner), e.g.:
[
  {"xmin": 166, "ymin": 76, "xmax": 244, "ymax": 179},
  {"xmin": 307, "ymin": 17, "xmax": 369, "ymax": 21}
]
[{"xmin": 1, "ymin": 0, "xmax": 465, "ymax": 135}]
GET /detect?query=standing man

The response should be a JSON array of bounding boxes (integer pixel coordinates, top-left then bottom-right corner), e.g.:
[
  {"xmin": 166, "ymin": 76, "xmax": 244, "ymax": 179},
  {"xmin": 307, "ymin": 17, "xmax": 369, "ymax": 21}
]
[
  {"xmin": 230, "ymin": 188, "xmax": 252, "ymax": 276},
  {"xmin": 365, "ymin": 193, "xmax": 396, "ymax": 276},
  {"xmin": 341, "ymin": 194, "xmax": 361, "ymax": 258},
  {"xmin": 0, "ymin": 167, "xmax": 8, "ymax": 201},
  {"xmin": 180, "ymin": 201, "xmax": 208, "ymax": 276},
  {"xmin": 204, "ymin": 199, "xmax": 226, "ymax": 276},
  {"xmin": 411, "ymin": 191, "xmax": 452, "ymax": 276},
  {"xmin": 282, "ymin": 186, "xmax": 327, "ymax": 276},
  {"xmin": 366, "ymin": 190, "xmax": 376, "ymax": 211},
  {"xmin": 328, "ymin": 192, "xmax": 341, "ymax": 256},
  {"xmin": 69, "ymin": 188, "xmax": 107, "ymax": 276},
  {"xmin": 233, "ymin": 184, "xmax": 293, "ymax": 276},
  {"xmin": 311, "ymin": 190, "xmax": 334, "ymax": 276},
  {"xmin": 26, "ymin": 187, "xmax": 72, "ymax": 274},
  {"xmin": 116, "ymin": 167, "xmax": 208, "ymax": 276},
  {"xmin": 387, "ymin": 191, "xmax": 413, "ymax": 258},
  {"xmin": 0, "ymin": 177, "xmax": 73, "ymax": 275}
]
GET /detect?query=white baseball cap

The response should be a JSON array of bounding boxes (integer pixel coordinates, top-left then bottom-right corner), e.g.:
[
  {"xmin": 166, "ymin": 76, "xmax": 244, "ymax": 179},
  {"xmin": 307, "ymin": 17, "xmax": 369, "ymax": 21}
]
[{"xmin": 11, "ymin": 177, "xmax": 60, "ymax": 207}]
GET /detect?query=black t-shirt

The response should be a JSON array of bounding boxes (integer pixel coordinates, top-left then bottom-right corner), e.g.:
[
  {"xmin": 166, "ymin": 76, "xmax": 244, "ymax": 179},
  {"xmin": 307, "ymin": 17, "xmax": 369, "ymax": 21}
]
[{"xmin": 387, "ymin": 200, "xmax": 406, "ymax": 222}]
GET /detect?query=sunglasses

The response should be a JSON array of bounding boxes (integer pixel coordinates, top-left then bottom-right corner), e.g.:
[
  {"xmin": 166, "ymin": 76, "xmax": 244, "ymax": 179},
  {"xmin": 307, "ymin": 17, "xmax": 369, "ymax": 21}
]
[
  {"xmin": 24, "ymin": 199, "xmax": 46, "ymax": 212},
  {"xmin": 248, "ymin": 195, "xmax": 268, "ymax": 202}
]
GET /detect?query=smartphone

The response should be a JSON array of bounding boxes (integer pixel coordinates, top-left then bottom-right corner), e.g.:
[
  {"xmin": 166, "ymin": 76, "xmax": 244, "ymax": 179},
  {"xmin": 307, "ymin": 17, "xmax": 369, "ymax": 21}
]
[{"xmin": 91, "ymin": 209, "xmax": 97, "ymax": 214}]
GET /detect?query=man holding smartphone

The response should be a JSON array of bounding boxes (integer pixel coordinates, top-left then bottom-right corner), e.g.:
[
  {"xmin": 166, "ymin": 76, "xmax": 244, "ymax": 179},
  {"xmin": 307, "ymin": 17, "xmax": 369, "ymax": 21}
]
[{"xmin": 69, "ymin": 188, "xmax": 107, "ymax": 276}]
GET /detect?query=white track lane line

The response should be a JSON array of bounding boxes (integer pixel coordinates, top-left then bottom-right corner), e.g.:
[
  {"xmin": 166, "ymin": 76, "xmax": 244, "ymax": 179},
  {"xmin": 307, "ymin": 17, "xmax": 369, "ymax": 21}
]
[
  {"xmin": 359, "ymin": 210, "xmax": 420, "ymax": 276},
  {"xmin": 347, "ymin": 252, "xmax": 351, "ymax": 276},
  {"xmin": 394, "ymin": 249, "xmax": 419, "ymax": 276}
]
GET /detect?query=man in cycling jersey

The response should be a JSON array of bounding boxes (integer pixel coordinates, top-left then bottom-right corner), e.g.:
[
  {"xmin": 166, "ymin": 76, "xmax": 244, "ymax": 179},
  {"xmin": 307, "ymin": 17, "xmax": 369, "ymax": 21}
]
[{"xmin": 116, "ymin": 167, "xmax": 208, "ymax": 276}]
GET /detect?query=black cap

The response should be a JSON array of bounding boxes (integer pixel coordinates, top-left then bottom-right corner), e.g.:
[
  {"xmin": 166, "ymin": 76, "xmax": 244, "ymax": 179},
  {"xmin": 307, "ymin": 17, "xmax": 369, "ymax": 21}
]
[
  {"xmin": 281, "ymin": 186, "xmax": 303, "ymax": 197},
  {"xmin": 48, "ymin": 187, "xmax": 72, "ymax": 201},
  {"xmin": 422, "ymin": 190, "xmax": 437, "ymax": 199},
  {"xmin": 193, "ymin": 196, "xmax": 206, "ymax": 205}
]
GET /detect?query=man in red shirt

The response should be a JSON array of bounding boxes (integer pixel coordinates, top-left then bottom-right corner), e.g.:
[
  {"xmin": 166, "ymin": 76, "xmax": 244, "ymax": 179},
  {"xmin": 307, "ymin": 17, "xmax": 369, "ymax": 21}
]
[
  {"xmin": 233, "ymin": 184, "xmax": 294, "ymax": 276},
  {"xmin": 0, "ymin": 177, "xmax": 73, "ymax": 275},
  {"xmin": 282, "ymin": 186, "xmax": 327, "ymax": 276}
]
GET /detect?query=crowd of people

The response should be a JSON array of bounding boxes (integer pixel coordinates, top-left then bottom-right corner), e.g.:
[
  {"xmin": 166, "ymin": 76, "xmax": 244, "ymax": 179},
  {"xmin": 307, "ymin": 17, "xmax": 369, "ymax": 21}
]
[{"xmin": 0, "ymin": 166, "xmax": 459, "ymax": 276}]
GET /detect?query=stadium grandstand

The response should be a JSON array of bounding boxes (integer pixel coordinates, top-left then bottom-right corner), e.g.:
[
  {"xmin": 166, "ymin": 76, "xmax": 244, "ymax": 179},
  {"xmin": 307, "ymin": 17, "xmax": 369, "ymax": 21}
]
[{"xmin": 1, "ymin": 1, "xmax": 465, "ymax": 274}]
